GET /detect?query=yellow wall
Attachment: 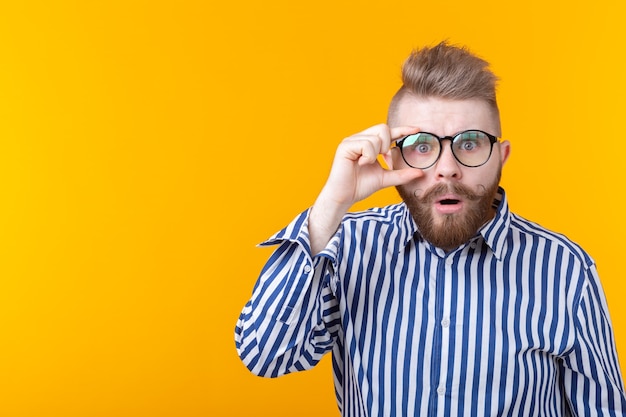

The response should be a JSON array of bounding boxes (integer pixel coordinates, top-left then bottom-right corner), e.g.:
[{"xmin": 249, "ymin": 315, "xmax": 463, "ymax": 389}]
[{"xmin": 0, "ymin": 0, "xmax": 624, "ymax": 416}]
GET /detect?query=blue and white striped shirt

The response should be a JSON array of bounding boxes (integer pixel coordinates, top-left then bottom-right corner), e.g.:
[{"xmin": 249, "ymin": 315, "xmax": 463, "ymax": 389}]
[{"xmin": 235, "ymin": 188, "xmax": 626, "ymax": 416}]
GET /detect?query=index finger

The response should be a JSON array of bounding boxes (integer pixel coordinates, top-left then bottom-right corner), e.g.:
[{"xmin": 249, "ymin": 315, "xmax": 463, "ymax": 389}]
[{"xmin": 390, "ymin": 126, "xmax": 421, "ymax": 143}]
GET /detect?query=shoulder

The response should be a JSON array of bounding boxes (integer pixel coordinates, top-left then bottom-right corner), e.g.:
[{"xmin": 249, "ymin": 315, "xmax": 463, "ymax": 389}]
[
  {"xmin": 508, "ymin": 212, "xmax": 594, "ymax": 268},
  {"xmin": 338, "ymin": 202, "xmax": 415, "ymax": 246},
  {"xmin": 342, "ymin": 202, "xmax": 408, "ymax": 225},
  {"xmin": 344, "ymin": 203, "xmax": 407, "ymax": 222}
]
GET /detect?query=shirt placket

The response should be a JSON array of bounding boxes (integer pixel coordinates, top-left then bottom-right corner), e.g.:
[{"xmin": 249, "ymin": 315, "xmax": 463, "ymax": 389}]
[{"xmin": 429, "ymin": 251, "xmax": 455, "ymax": 417}]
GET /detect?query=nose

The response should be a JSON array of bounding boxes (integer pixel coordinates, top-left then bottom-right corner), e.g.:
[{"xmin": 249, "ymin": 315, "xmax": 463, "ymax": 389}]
[{"xmin": 434, "ymin": 140, "xmax": 461, "ymax": 179}]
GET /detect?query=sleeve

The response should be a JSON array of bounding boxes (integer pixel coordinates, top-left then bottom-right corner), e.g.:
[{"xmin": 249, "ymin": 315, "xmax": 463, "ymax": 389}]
[
  {"xmin": 562, "ymin": 263, "xmax": 626, "ymax": 415},
  {"xmin": 234, "ymin": 209, "xmax": 342, "ymax": 378}
]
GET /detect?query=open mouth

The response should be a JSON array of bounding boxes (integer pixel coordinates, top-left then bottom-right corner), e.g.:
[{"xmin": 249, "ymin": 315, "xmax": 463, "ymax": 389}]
[
  {"xmin": 435, "ymin": 196, "xmax": 464, "ymax": 214},
  {"xmin": 439, "ymin": 199, "xmax": 460, "ymax": 205}
]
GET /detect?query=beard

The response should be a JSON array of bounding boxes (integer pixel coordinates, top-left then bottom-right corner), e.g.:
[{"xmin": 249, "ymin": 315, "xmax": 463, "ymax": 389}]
[{"xmin": 396, "ymin": 173, "xmax": 501, "ymax": 251}]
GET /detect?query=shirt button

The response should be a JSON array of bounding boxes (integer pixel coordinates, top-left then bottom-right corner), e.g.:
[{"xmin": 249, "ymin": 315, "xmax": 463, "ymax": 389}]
[
  {"xmin": 437, "ymin": 387, "xmax": 445, "ymax": 395},
  {"xmin": 441, "ymin": 318, "xmax": 450, "ymax": 328},
  {"xmin": 304, "ymin": 265, "xmax": 312, "ymax": 273},
  {"xmin": 470, "ymin": 242, "xmax": 477, "ymax": 249},
  {"xmin": 445, "ymin": 258, "xmax": 454, "ymax": 266}
]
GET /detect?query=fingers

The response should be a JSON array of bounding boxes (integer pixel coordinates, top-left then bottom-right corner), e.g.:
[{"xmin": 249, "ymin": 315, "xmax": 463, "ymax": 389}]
[
  {"xmin": 390, "ymin": 125, "xmax": 421, "ymax": 143},
  {"xmin": 382, "ymin": 166, "xmax": 424, "ymax": 188},
  {"xmin": 342, "ymin": 124, "xmax": 420, "ymax": 165},
  {"xmin": 321, "ymin": 123, "xmax": 424, "ymax": 208},
  {"xmin": 350, "ymin": 124, "xmax": 391, "ymax": 163}
]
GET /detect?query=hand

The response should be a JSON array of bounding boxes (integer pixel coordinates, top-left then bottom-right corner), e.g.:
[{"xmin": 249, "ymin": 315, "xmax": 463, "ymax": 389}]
[
  {"xmin": 308, "ymin": 124, "xmax": 424, "ymax": 254},
  {"xmin": 320, "ymin": 124, "xmax": 424, "ymax": 208}
]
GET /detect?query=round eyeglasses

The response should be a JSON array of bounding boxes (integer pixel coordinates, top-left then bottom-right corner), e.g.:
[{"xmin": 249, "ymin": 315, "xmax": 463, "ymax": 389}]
[{"xmin": 395, "ymin": 130, "xmax": 499, "ymax": 169}]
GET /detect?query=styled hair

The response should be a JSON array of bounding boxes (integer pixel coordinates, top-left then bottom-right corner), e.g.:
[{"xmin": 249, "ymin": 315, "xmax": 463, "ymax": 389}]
[{"xmin": 388, "ymin": 41, "xmax": 500, "ymax": 126}]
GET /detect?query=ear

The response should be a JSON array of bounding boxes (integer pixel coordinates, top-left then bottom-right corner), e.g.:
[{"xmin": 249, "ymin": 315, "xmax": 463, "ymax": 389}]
[{"xmin": 499, "ymin": 140, "xmax": 511, "ymax": 165}]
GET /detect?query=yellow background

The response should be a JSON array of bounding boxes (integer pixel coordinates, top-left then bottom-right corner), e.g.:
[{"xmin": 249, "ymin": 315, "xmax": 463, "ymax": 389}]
[{"xmin": 0, "ymin": 0, "xmax": 624, "ymax": 416}]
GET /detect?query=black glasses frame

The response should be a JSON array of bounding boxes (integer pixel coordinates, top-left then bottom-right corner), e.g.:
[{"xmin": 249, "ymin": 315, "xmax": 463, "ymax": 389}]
[{"xmin": 395, "ymin": 129, "xmax": 499, "ymax": 169}]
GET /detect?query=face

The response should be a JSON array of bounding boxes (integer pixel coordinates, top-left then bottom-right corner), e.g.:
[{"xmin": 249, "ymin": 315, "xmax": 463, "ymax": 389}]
[{"xmin": 385, "ymin": 96, "xmax": 511, "ymax": 251}]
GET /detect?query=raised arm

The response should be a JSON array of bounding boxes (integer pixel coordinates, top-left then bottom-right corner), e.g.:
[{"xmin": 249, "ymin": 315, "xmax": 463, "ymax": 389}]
[
  {"xmin": 308, "ymin": 124, "xmax": 423, "ymax": 254},
  {"xmin": 235, "ymin": 123, "xmax": 423, "ymax": 377}
]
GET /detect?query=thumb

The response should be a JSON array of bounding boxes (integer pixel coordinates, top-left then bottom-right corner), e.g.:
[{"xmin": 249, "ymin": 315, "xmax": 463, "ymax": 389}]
[{"xmin": 381, "ymin": 167, "xmax": 424, "ymax": 188}]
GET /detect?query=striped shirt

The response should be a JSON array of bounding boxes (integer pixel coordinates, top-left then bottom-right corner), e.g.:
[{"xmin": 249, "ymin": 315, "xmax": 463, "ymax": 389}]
[{"xmin": 235, "ymin": 188, "xmax": 626, "ymax": 416}]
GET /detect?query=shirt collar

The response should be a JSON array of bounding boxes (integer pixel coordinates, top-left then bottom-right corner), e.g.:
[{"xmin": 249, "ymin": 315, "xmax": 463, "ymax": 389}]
[
  {"xmin": 479, "ymin": 187, "xmax": 510, "ymax": 260},
  {"xmin": 401, "ymin": 186, "xmax": 511, "ymax": 260}
]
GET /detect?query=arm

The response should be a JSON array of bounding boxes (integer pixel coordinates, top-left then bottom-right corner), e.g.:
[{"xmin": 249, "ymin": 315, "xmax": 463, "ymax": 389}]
[
  {"xmin": 234, "ymin": 210, "xmax": 341, "ymax": 377},
  {"xmin": 562, "ymin": 264, "xmax": 626, "ymax": 414},
  {"xmin": 235, "ymin": 124, "xmax": 424, "ymax": 377},
  {"xmin": 308, "ymin": 124, "xmax": 424, "ymax": 254}
]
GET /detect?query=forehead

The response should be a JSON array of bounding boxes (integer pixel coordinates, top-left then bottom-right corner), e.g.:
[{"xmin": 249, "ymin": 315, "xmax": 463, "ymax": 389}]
[{"xmin": 391, "ymin": 96, "xmax": 500, "ymax": 137}]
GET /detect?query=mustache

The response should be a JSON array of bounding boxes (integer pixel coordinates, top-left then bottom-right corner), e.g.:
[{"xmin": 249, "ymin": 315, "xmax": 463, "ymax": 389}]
[{"xmin": 419, "ymin": 183, "xmax": 488, "ymax": 203}]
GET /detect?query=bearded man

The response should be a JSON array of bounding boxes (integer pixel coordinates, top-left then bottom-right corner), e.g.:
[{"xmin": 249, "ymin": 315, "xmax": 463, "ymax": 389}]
[{"xmin": 235, "ymin": 42, "xmax": 626, "ymax": 416}]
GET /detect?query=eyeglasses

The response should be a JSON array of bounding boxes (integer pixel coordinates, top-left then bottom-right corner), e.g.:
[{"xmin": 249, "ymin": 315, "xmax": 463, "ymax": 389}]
[{"xmin": 395, "ymin": 130, "xmax": 499, "ymax": 169}]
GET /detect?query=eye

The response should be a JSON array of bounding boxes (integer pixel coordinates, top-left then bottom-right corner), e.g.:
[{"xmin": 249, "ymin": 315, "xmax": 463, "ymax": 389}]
[
  {"xmin": 415, "ymin": 143, "xmax": 432, "ymax": 154},
  {"xmin": 460, "ymin": 140, "xmax": 477, "ymax": 151},
  {"xmin": 402, "ymin": 133, "xmax": 436, "ymax": 154},
  {"xmin": 455, "ymin": 131, "xmax": 488, "ymax": 152}
]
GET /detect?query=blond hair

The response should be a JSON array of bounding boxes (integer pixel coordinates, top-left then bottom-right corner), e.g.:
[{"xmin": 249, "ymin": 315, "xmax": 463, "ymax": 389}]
[{"xmin": 388, "ymin": 41, "xmax": 500, "ymax": 125}]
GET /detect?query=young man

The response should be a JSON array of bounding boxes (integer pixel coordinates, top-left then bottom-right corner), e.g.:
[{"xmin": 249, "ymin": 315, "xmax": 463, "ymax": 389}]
[{"xmin": 235, "ymin": 42, "xmax": 626, "ymax": 416}]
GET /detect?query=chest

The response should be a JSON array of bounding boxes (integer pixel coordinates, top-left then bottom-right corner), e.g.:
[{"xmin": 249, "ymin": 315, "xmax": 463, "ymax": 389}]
[{"xmin": 333, "ymin": 241, "xmax": 576, "ymax": 361}]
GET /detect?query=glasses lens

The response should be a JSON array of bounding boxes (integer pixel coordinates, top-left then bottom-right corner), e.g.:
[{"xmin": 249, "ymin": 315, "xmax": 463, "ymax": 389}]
[
  {"xmin": 452, "ymin": 131, "xmax": 493, "ymax": 167},
  {"xmin": 399, "ymin": 133, "xmax": 440, "ymax": 168}
]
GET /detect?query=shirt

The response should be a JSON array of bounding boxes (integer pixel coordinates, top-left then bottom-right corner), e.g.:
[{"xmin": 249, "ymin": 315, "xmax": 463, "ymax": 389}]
[{"xmin": 235, "ymin": 188, "xmax": 626, "ymax": 416}]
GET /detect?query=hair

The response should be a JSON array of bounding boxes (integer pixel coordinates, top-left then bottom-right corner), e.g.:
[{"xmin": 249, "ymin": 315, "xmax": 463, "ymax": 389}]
[{"xmin": 388, "ymin": 41, "xmax": 500, "ymax": 127}]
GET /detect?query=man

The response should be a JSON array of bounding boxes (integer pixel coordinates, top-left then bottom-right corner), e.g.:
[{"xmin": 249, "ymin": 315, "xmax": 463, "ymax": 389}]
[{"xmin": 235, "ymin": 42, "xmax": 626, "ymax": 416}]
